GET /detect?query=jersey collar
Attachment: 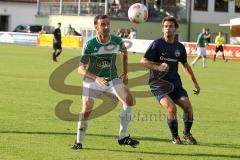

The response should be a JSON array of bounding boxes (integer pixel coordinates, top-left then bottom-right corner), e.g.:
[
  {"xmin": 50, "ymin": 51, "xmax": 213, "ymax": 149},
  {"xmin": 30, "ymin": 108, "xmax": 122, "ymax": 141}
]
[{"xmin": 96, "ymin": 35, "xmax": 111, "ymax": 45}]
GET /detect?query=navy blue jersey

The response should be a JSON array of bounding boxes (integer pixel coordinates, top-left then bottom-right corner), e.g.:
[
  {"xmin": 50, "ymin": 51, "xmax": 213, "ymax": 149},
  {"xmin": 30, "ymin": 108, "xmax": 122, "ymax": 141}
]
[{"xmin": 144, "ymin": 38, "xmax": 187, "ymax": 87}]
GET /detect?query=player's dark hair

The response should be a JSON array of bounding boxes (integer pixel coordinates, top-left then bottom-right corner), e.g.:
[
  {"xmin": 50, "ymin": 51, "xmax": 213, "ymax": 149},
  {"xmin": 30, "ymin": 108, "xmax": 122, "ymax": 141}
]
[
  {"xmin": 57, "ymin": 22, "xmax": 61, "ymax": 25},
  {"xmin": 130, "ymin": 27, "xmax": 135, "ymax": 31},
  {"xmin": 162, "ymin": 16, "xmax": 179, "ymax": 29},
  {"xmin": 94, "ymin": 15, "xmax": 109, "ymax": 25}
]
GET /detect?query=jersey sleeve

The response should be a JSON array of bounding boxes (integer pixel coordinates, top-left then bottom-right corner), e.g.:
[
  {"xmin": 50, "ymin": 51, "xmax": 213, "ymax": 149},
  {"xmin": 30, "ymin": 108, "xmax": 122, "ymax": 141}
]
[
  {"xmin": 197, "ymin": 33, "xmax": 202, "ymax": 41},
  {"xmin": 144, "ymin": 41, "xmax": 158, "ymax": 61},
  {"xmin": 179, "ymin": 44, "xmax": 187, "ymax": 64},
  {"xmin": 80, "ymin": 43, "xmax": 91, "ymax": 64}
]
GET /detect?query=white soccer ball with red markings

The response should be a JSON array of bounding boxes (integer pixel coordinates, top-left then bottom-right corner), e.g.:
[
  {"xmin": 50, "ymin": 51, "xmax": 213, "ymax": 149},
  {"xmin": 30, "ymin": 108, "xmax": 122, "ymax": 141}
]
[{"xmin": 128, "ymin": 3, "xmax": 148, "ymax": 24}]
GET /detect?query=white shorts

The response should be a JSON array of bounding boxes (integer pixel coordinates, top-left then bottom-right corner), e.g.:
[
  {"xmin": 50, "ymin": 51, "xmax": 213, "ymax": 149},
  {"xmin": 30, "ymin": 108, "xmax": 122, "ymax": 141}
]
[
  {"xmin": 82, "ymin": 78, "xmax": 125, "ymax": 100},
  {"xmin": 197, "ymin": 47, "xmax": 206, "ymax": 56}
]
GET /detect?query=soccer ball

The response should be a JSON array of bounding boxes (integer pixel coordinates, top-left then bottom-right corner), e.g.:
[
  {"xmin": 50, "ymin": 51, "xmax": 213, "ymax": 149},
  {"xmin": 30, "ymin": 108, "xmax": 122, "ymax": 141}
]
[{"xmin": 128, "ymin": 3, "xmax": 148, "ymax": 24}]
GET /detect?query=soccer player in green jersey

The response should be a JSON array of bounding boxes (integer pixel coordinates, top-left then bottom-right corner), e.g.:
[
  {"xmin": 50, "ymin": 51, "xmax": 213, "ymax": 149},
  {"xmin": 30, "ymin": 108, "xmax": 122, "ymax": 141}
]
[
  {"xmin": 72, "ymin": 15, "xmax": 139, "ymax": 149},
  {"xmin": 191, "ymin": 27, "xmax": 210, "ymax": 68}
]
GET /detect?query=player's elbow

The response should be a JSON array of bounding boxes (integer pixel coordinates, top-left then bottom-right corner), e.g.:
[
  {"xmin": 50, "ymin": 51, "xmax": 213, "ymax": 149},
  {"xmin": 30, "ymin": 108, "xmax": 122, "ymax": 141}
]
[
  {"xmin": 140, "ymin": 58, "xmax": 150, "ymax": 68},
  {"xmin": 78, "ymin": 66, "xmax": 85, "ymax": 75}
]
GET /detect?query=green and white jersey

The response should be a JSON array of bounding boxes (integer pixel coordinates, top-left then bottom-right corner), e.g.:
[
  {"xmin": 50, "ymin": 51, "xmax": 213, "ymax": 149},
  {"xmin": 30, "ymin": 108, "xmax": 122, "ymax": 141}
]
[
  {"xmin": 80, "ymin": 34, "xmax": 126, "ymax": 80},
  {"xmin": 197, "ymin": 33, "xmax": 207, "ymax": 48}
]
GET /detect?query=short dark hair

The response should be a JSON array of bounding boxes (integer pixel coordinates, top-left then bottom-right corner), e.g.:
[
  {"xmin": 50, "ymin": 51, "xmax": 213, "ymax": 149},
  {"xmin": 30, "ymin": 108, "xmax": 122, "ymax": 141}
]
[
  {"xmin": 204, "ymin": 27, "xmax": 209, "ymax": 31},
  {"xmin": 57, "ymin": 22, "xmax": 61, "ymax": 25},
  {"xmin": 130, "ymin": 27, "xmax": 135, "ymax": 31},
  {"xmin": 94, "ymin": 15, "xmax": 109, "ymax": 25},
  {"xmin": 162, "ymin": 16, "xmax": 179, "ymax": 29}
]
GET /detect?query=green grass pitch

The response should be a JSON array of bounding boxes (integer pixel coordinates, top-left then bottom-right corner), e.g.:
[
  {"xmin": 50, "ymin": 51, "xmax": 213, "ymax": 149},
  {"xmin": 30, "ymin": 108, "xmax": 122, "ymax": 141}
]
[{"xmin": 0, "ymin": 44, "xmax": 240, "ymax": 160}]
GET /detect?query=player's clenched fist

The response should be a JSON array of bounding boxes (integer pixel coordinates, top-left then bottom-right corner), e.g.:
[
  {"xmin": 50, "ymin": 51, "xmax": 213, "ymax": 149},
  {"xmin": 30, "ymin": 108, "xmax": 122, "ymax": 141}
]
[{"xmin": 158, "ymin": 63, "xmax": 169, "ymax": 72}]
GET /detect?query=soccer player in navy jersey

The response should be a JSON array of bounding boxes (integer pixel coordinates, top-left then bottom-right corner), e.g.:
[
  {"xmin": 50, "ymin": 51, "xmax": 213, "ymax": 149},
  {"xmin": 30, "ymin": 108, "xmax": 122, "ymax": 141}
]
[{"xmin": 140, "ymin": 16, "xmax": 200, "ymax": 144}]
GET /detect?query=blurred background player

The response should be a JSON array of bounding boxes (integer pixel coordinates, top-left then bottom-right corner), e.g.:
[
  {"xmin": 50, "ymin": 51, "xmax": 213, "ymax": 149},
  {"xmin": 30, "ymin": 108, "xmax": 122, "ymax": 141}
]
[
  {"xmin": 141, "ymin": 16, "xmax": 200, "ymax": 145},
  {"xmin": 214, "ymin": 31, "xmax": 227, "ymax": 62},
  {"xmin": 128, "ymin": 27, "xmax": 136, "ymax": 39},
  {"xmin": 39, "ymin": 25, "xmax": 46, "ymax": 34},
  {"xmin": 128, "ymin": 27, "xmax": 137, "ymax": 53},
  {"xmin": 66, "ymin": 24, "xmax": 73, "ymax": 36},
  {"xmin": 117, "ymin": 28, "xmax": 125, "ymax": 37},
  {"xmin": 72, "ymin": 15, "xmax": 139, "ymax": 149},
  {"xmin": 191, "ymin": 27, "xmax": 211, "ymax": 68},
  {"xmin": 52, "ymin": 22, "xmax": 62, "ymax": 62},
  {"xmin": 124, "ymin": 28, "xmax": 130, "ymax": 38}
]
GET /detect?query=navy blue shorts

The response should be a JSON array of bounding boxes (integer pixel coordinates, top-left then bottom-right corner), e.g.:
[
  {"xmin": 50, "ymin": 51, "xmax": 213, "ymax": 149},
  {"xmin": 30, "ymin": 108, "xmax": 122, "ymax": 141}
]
[{"xmin": 154, "ymin": 86, "xmax": 188, "ymax": 102}]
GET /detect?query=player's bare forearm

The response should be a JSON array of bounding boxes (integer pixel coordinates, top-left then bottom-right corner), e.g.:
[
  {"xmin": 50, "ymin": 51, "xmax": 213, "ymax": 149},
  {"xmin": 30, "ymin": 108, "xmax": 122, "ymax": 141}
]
[
  {"xmin": 140, "ymin": 58, "xmax": 169, "ymax": 72},
  {"xmin": 120, "ymin": 51, "xmax": 128, "ymax": 75},
  {"xmin": 206, "ymin": 34, "xmax": 211, "ymax": 39},
  {"xmin": 140, "ymin": 58, "xmax": 156, "ymax": 70},
  {"xmin": 182, "ymin": 63, "xmax": 198, "ymax": 84},
  {"xmin": 120, "ymin": 51, "xmax": 128, "ymax": 85},
  {"xmin": 182, "ymin": 62, "xmax": 200, "ymax": 94},
  {"xmin": 78, "ymin": 63, "xmax": 96, "ymax": 80},
  {"xmin": 78, "ymin": 63, "xmax": 109, "ymax": 86}
]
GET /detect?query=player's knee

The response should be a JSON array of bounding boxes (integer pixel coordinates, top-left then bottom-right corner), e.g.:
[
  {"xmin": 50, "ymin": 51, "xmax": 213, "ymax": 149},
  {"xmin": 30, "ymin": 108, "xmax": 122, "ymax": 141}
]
[
  {"xmin": 84, "ymin": 97, "xmax": 94, "ymax": 106},
  {"xmin": 183, "ymin": 103, "xmax": 193, "ymax": 113},
  {"xmin": 186, "ymin": 107, "xmax": 193, "ymax": 114},
  {"xmin": 167, "ymin": 106, "xmax": 176, "ymax": 114},
  {"xmin": 82, "ymin": 98, "xmax": 94, "ymax": 118},
  {"xmin": 125, "ymin": 94, "xmax": 135, "ymax": 106},
  {"xmin": 85, "ymin": 100, "xmax": 93, "ymax": 107},
  {"xmin": 81, "ymin": 109, "xmax": 92, "ymax": 118}
]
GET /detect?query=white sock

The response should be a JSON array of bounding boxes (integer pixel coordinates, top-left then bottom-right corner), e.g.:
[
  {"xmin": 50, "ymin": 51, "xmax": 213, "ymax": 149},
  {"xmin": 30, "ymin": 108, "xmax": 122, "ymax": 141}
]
[
  {"xmin": 202, "ymin": 58, "xmax": 207, "ymax": 67},
  {"xmin": 76, "ymin": 120, "xmax": 88, "ymax": 144},
  {"xmin": 119, "ymin": 106, "xmax": 132, "ymax": 140}
]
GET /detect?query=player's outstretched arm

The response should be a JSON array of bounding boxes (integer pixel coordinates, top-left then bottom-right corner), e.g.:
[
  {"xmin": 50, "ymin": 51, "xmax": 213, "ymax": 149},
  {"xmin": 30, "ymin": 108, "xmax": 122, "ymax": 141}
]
[{"xmin": 181, "ymin": 62, "xmax": 200, "ymax": 95}]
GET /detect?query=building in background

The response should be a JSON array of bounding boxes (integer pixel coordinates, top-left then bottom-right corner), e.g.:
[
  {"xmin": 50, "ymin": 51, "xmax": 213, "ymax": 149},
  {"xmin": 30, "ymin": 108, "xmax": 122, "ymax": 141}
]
[
  {"xmin": 189, "ymin": 0, "xmax": 240, "ymax": 44},
  {"xmin": 220, "ymin": 17, "xmax": 240, "ymax": 44},
  {"xmin": 0, "ymin": 0, "xmax": 37, "ymax": 31}
]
